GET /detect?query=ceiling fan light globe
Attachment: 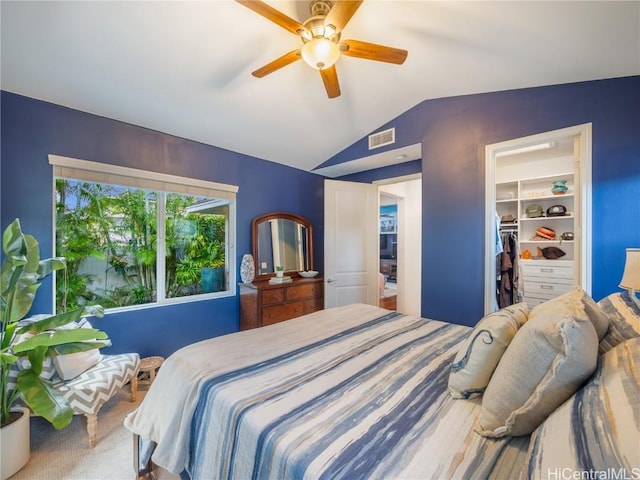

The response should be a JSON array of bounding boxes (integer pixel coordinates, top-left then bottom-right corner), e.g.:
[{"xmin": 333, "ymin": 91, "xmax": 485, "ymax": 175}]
[{"xmin": 301, "ymin": 38, "xmax": 340, "ymax": 70}]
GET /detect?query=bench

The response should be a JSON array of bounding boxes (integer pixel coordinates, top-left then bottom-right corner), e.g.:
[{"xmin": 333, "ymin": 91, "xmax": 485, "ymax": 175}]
[{"xmin": 9, "ymin": 352, "xmax": 140, "ymax": 447}]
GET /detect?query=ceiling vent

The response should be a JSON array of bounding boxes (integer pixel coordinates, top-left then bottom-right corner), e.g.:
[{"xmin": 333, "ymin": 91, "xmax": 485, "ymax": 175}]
[{"xmin": 368, "ymin": 128, "xmax": 395, "ymax": 150}]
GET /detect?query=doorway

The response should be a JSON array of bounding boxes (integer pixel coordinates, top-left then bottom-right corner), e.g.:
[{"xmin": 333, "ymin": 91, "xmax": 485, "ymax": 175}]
[
  {"xmin": 377, "ymin": 175, "xmax": 422, "ymax": 316},
  {"xmin": 323, "ymin": 174, "xmax": 422, "ymax": 316}
]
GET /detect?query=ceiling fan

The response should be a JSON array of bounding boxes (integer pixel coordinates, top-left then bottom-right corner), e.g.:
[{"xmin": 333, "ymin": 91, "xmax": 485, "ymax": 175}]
[{"xmin": 237, "ymin": 0, "xmax": 408, "ymax": 98}]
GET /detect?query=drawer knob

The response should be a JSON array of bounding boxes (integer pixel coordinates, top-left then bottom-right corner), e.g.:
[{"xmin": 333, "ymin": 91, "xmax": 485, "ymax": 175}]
[
  {"xmin": 540, "ymin": 268, "xmax": 554, "ymax": 273},
  {"xmin": 540, "ymin": 285, "xmax": 554, "ymax": 290}
]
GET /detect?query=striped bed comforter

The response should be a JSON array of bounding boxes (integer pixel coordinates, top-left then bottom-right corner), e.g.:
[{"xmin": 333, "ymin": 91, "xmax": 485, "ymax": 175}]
[{"xmin": 125, "ymin": 303, "xmax": 530, "ymax": 479}]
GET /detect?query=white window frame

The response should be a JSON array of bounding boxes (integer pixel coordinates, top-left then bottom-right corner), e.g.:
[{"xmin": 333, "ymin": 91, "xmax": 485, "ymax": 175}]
[{"xmin": 49, "ymin": 154, "xmax": 238, "ymax": 313}]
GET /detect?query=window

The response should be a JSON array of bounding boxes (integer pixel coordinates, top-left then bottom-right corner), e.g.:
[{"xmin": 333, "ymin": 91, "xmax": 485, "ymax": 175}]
[{"xmin": 50, "ymin": 155, "xmax": 237, "ymax": 313}]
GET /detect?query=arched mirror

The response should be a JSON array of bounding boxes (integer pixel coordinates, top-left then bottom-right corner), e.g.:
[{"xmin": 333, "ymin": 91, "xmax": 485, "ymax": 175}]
[{"xmin": 252, "ymin": 212, "xmax": 313, "ymax": 279}]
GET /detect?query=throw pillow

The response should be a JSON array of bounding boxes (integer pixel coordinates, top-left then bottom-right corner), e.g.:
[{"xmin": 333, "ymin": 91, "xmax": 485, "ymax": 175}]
[
  {"xmin": 51, "ymin": 318, "xmax": 102, "ymax": 380},
  {"xmin": 477, "ymin": 292, "xmax": 599, "ymax": 437},
  {"xmin": 537, "ymin": 287, "xmax": 609, "ymax": 341},
  {"xmin": 524, "ymin": 337, "xmax": 640, "ymax": 476},
  {"xmin": 597, "ymin": 291, "xmax": 640, "ymax": 353},
  {"xmin": 448, "ymin": 303, "xmax": 529, "ymax": 399},
  {"xmin": 14, "ymin": 314, "xmax": 57, "ymax": 380}
]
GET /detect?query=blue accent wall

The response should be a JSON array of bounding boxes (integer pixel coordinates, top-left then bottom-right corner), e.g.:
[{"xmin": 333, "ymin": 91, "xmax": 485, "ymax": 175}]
[
  {"xmin": 3, "ymin": 76, "xmax": 639, "ymax": 349},
  {"xmin": 0, "ymin": 91, "xmax": 325, "ymax": 357},
  {"xmin": 322, "ymin": 76, "xmax": 640, "ymax": 326}
]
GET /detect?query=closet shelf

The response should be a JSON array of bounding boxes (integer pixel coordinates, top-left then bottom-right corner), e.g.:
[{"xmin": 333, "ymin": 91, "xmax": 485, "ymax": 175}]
[
  {"xmin": 520, "ymin": 240, "xmax": 574, "ymax": 244},
  {"xmin": 519, "ymin": 215, "xmax": 574, "ymax": 221}
]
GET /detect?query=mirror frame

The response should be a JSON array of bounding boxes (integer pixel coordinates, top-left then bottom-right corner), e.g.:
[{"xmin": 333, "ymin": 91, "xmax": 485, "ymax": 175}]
[{"xmin": 251, "ymin": 212, "xmax": 314, "ymax": 280}]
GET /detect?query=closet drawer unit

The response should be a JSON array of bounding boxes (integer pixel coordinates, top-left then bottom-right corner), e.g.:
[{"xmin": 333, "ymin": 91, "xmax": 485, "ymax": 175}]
[
  {"xmin": 521, "ymin": 260, "xmax": 574, "ymax": 308},
  {"xmin": 263, "ymin": 301, "xmax": 306, "ymax": 326},
  {"xmin": 261, "ymin": 288, "xmax": 285, "ymax": 305}
]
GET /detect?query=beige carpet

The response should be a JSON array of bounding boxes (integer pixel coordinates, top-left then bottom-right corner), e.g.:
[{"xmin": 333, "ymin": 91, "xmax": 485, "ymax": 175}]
[{"xmin": 10, "ymin": 388, "xmax": 146, "ymax": 480}]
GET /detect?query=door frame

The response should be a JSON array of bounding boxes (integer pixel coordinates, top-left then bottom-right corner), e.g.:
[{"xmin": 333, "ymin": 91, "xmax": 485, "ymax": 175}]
[
  {"xmin": 483, "ymin": 123, "xmax": 592, "ymax": 314},
  {"xmin": 376, "ymin": 173, "xmax": 422, "ymax": 316}
]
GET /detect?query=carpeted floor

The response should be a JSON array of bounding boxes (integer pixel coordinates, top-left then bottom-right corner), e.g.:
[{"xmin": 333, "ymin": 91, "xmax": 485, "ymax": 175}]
[{"xmin": 10, "ymin": 388, "xmax": 146, "ymax": 480}]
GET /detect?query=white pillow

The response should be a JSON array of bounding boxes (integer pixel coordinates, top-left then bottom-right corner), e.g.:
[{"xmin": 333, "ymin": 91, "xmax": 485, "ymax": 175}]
[
  {"xmin": 448, "ymin": 303, "xmax": 528, "ymax": 399},
  {"xmin": 52, "ymin": 349, "xmax": 102, "ymax": 380},
  {"xmin": 477, "ymin": 292, "xmax": 599, "ymax": 437},
  {"xmin": 52, "ymin": 318, "xmax": 102, "ymax": 380}
]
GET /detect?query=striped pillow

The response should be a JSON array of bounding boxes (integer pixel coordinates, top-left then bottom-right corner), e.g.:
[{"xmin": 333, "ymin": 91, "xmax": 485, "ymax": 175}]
[
  {"xmin": 597, "ymin": 291, "xmax": 640, "ymax": 353},
  {"xmin": 523, "ymin": 337, "xmax": 640, "ymax": 478}
]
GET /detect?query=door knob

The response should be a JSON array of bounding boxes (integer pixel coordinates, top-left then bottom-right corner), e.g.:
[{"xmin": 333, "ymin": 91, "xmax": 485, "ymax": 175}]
[{"xmin": 327, "ymin": 278, "xmax": 337, "ymax": 284}]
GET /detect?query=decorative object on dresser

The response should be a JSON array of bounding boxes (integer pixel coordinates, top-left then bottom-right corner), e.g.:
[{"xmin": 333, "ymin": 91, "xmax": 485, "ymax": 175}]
[
  {"xmin": 298, "ymin": 270, "xmax": 319, "ymax": 278},
  {"xmin": 239, "ymin": 253, "xmax": 255, "ymax": 284},
  {"xmin": 619, "ymin": 248, "xmax": 640, "ymax": 307}
]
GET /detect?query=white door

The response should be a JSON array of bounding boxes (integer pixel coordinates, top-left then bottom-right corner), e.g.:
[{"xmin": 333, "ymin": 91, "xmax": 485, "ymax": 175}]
[{"xmin": 324, "ymin": 179, "xmax": 379, "ymax": 308}]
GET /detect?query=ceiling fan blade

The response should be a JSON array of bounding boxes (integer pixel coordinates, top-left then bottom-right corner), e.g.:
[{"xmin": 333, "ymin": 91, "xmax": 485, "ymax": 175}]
[
  {"xmin": 252, "ymin": 49, "xmax": 301, "ymax": 78},
  {"xmin": 236, "ymin": 0, "xmax": 306, "ymax": 36},
  {"xmin": 324, "ymin": 1, "xmax": 363, "ymax": 32},
  {"xmin": 340, "ymin": 39, "xmax": 408, "ymax": 64},
  {"xmin": 320, "ymin": 66, "xmax": 341, "ymax": 99}
]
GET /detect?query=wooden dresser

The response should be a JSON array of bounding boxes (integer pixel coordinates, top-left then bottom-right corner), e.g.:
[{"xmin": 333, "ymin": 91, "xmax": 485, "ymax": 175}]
[{"xmin": 239, "ymin": 277, "xmax": 324, "ymax": 330}]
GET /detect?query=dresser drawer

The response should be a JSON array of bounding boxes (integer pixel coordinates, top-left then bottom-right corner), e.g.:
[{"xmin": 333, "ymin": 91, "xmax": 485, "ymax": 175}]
[
  {"xmin": 304, "ymin": 297, "xmax": 324, "ymax": 314},
  {"xmin": 261, "ymin": 288, "xmax": 285, "ymax": 305},
  {"xmin": 286, "ymin": 283, "xmax": 322, "ymax": 301},
  {"xmin": 263, "ymin": 302, "xmax": 305, "ymax": 326}
]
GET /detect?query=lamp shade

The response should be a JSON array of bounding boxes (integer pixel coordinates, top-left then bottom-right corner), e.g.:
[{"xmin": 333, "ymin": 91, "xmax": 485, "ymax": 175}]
[{"xmin": 619, "ymin": 248, "xmax": 640, "ymax": 291}]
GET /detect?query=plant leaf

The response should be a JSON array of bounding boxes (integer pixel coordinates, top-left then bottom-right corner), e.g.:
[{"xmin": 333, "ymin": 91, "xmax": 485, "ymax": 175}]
[
  {"xmin": 26, "ymin": 345, "xmax": 48, "ymax": 375},
  {"xmin": 17, "ymin": 369, "xmax": 73, "ymax": 429},
  {"xmin": 16, "ymin": 305, "xmax": 105, "ymax": 335},
  {"xmin": 53, "ymin": 341, "xmax": 111, "ymax": 355},
  {"xmin": 0, "ymin": 322, "xmax": 18, "ymax": 351},
  {"xmin": 12, "ymin": 329, "xmax": 109, "ymax": 354}
]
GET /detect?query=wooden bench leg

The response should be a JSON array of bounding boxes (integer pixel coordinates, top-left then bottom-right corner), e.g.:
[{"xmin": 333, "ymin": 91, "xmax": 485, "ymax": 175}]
[
  {"xmin": 85, "ymin": 413, "xmax": 98, "ymax": 448},
  {"xmin": 131, "ymin": 375, "xmax": 138, "ymax": 403}
]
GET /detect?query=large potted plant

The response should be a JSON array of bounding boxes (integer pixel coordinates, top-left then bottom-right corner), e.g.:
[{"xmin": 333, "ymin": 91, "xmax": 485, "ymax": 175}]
[{"xmin": 1, "ymin": 219, "xmax": 109, "ymax": 478}]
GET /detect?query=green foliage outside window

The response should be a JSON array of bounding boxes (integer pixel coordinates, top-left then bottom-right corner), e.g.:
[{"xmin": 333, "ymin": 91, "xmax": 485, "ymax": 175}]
[{"xmin": 55, "ymin": 179, "xmax": 227, "ymax": 312}]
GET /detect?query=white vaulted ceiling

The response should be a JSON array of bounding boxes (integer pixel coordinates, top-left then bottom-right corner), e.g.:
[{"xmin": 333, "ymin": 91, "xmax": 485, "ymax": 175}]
[{"xmin": 1, "ymin": 1, "xmax": 638, "ymax": 171}]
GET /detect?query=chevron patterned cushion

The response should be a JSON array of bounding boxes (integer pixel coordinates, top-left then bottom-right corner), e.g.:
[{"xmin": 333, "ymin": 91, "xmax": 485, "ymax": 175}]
[{"xmin": 50, "ymin": 353, "xmax": 140, "ymax": 415}]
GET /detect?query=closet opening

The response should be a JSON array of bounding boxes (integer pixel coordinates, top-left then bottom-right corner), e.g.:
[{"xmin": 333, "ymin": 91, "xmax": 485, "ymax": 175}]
[{"xmin": 484, "ymin": 124, "xmax": 592, "ymax": 314}]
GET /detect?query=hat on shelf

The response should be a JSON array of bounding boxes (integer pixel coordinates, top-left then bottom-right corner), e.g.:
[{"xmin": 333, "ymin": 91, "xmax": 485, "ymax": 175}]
[
  {"xmin": 535, "ymin": 226, "xmax": 556, "ymax": 240},
  {"xmin": 546, "ymin": 205, "xmax": 567, "ymax": 217},
  {"xmin": 500, "ymin": 214, "xmax": 516, "ymax": 224},
  {"xmin": 526, "ymin": 204, "xmax": 543, "ymax": 218}
]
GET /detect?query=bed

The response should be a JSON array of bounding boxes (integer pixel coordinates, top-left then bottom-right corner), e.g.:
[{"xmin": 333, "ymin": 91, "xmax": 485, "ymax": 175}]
[{"xmin": 125, "ymin": 292, "xmax": 640, "ymax": 480}]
